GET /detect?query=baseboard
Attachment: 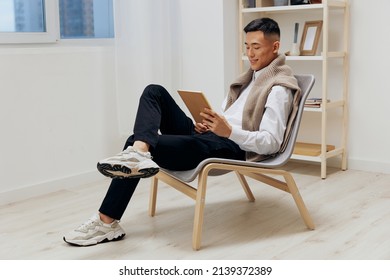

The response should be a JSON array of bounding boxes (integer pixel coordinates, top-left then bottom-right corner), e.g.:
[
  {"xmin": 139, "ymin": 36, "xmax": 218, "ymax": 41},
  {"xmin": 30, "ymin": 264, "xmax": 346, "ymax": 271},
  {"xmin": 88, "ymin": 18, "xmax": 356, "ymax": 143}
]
[
  {"xmin": 291, "ymin": 157, "xmax": 390, "ymax": 175},
  {"xmin": 348, "ymin": 157, "xmax": 390, "ymax": 175},
  {"xmin": 0, "ymin": 170, "xmax": 103, "ymax": 206}
]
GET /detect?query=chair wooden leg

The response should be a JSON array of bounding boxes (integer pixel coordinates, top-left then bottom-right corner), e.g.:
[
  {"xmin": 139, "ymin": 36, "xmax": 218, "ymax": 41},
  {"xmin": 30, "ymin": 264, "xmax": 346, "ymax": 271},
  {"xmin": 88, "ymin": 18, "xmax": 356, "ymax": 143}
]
[
  {"xmin": 192, "ymin": 170, "xmax": 208, "ymax": 250},
  {"xmin": 235, "ymin": 171, "xmax": 255, "ymax": 202},
  {"xmin": 149, "ymin": 175, "xmax": 159, "ymax": 217},
  {"xmin": 283, "ymin": 172, "xmax": 315, "ymax": 230}
]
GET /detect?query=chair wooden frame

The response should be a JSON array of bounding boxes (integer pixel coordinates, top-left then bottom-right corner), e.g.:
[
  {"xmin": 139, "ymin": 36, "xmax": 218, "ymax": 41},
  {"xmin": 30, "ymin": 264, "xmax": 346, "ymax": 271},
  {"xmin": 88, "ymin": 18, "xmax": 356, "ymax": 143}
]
[{"xmin": 149, "ymin": 74, "xmax": 316, "ymax": 250}]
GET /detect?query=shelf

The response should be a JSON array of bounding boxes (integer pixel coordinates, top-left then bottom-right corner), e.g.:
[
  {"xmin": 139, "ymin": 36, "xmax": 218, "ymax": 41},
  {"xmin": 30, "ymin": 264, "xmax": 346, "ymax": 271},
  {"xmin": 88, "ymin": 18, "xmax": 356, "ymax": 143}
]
[
  {"xmin": 242, "ymin": 55, "xmax": 323, "ymax": 61},
  {"xmin": 304, "ymin": 100, "xmax": 345, "ymax": 112},
  {"xmin": 291, "ymin": 154, "xmax": 322, "ymax": 162},
  {"xmin": 303, "ymin": 106, "xmax": 322, "ymax": 112},
  {"xmin": 286, "ymin": 55, "xmax": 323, "ymax": 61},
  {"xmin": 291, "ymin": 144, "xmax": 344, "ymax": 162},
  {"xmin": 242, "ymin": 4, "xmax": 324, "ymax": 14},
  {"xmin": 242, "ymin": 1, "xmax": 347, "ymax": 14},
  {"xmin": 293, "ymin": 142, "xmax": 335, "ymax": 157}
]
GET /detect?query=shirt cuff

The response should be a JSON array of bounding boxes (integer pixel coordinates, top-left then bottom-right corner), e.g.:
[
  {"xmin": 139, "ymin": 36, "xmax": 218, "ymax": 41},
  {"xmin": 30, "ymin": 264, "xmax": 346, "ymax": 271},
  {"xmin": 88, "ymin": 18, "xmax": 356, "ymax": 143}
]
[{"xmin": 228, "ymin": 126, "xmax": 247, "ymax": 146}]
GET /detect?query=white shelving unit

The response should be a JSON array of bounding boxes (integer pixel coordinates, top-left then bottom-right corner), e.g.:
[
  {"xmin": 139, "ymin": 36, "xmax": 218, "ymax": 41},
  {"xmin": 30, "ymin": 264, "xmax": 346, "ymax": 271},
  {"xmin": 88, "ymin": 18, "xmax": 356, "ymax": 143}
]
[{"xmin": 238, "ymin": 0, "xmax": 350, "ymax": 178}]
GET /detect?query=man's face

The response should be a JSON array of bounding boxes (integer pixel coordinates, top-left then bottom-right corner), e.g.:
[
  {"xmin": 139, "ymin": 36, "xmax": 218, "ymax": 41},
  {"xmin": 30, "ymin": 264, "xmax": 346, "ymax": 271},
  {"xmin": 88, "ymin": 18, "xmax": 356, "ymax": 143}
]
[{"xmin": 245, "ymin": 31, "xmax": 279, "ymax": 71}]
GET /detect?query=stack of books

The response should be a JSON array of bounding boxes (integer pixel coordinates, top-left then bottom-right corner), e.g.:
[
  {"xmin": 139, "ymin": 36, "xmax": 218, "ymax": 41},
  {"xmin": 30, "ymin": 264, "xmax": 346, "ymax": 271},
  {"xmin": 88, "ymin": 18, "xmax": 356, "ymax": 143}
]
[{"xmin": 304, "ymin": 97, "xmax": 329, "ymax": 108}]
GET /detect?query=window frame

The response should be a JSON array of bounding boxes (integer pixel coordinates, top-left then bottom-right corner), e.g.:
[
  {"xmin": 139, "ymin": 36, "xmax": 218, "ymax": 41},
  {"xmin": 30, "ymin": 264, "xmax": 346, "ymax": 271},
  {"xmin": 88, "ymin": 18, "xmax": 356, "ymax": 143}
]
[
  {"xmin": 0, "ymin": 0, "xmax": 115, "ymax": 45},
  {"xmin": 0, "ymin": 0, "xmax": 60, "ymax": 44}
]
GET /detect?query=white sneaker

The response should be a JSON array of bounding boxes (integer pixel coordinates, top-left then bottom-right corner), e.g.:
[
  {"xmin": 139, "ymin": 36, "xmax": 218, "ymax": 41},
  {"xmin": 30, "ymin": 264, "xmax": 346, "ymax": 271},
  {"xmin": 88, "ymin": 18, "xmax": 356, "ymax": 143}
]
[
  {"xmin": 97, "ymin": 146, "xmax": 159, "ymax": 179},
  {"xmin": 63, "ymin": 214, "xmax": 125, "ymax": 246}
]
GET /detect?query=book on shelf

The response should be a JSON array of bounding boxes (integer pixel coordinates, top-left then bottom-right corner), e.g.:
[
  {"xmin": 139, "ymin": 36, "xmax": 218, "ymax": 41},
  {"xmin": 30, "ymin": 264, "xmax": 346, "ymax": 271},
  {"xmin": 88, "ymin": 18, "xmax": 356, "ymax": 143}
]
[{"xmin": 304, "ymin": 97, "xmax": 330, "ymax": 108}]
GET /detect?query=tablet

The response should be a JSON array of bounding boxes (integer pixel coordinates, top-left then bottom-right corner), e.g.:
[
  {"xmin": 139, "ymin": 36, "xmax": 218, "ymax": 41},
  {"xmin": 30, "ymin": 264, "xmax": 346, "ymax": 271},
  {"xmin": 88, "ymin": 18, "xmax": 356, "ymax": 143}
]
[{"xmin": 177, "ymin": 90, "xmax": 212, "ymax": 123}]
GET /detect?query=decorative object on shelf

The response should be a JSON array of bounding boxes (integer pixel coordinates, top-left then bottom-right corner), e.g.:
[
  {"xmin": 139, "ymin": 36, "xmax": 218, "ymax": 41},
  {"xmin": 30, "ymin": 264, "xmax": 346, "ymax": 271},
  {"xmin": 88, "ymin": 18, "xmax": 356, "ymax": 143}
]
[
  {"xmin": 290, "ymin": 22, "xmax": 300, "ymax": 56},
  {"xmin": 300, "ymin": 20, "xmax": 323, "ymax": 56},
  {"xmin": 245, "ymin": 0, "xmax": 256, "ymax": 8},
  {"xmin": 310, "ymin": 0, "xmax": 322, "ymax": 4},
  {"xmin": 291, "ymin": 0, "xmax": 310, "ymax": 5},
  {"xmin": 273, "ymin": 0, "xmax": 288, "ymax": 6}
]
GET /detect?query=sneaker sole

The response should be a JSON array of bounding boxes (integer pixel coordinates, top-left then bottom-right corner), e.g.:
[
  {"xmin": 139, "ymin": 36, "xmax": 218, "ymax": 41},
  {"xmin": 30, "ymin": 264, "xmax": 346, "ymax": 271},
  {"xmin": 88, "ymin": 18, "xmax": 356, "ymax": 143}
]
[
  {"xmin": 63, "ymin": 233, "xmax": 126, "ymax": 247},
  {"xmin": 97, "ymin": 163, "xmax": 159, "ymax": 179}
]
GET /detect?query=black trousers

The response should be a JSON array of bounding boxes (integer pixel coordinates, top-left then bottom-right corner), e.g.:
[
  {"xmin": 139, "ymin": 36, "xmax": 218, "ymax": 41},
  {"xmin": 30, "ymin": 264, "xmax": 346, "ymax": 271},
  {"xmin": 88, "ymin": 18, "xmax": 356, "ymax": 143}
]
[{"xmin": 99, "ymin": 84, "xmax": 245, "ymax": 220}]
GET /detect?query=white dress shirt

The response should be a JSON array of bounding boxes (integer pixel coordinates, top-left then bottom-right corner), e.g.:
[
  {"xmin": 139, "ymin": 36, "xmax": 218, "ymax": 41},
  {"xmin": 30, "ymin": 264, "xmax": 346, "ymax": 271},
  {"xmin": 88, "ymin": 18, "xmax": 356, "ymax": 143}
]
[{"xmin": 221, "ymin": 70, "xmax": 293, "ymax": 155}]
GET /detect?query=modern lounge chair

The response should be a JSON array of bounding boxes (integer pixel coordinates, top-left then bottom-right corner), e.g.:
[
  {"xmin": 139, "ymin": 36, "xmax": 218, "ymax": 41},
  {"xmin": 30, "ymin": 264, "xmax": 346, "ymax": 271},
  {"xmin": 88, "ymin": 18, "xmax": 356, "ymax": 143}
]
[{"xmin": 149, "ymin": 74, "xmax": 316, "ymax": 250}]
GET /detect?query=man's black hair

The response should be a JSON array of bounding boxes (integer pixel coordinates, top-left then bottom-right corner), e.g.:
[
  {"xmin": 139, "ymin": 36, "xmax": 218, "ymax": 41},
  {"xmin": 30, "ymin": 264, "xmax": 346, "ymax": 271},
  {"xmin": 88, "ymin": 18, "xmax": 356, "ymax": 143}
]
[{"xmin": 244, "ymin": 17, "xmax": 280, "ymax": 39}]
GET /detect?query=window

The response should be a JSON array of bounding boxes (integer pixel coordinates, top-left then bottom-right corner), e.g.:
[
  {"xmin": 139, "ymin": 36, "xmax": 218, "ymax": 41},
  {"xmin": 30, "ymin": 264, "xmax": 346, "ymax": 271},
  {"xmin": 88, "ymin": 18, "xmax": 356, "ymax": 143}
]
[
  {"xmin": 0, "ymin": 0, "xmax": 114, "ymax": 44},
  {"xmin": 0, "ymin": 0, "xmax": 46, "ymax": 32},
  {"xmin": 0, "ymin": 0, "xmax": 57, "ymax": 43},
  {"xmin": 59, "ymin": 0, "xmax": 114, "ymax": 39}
]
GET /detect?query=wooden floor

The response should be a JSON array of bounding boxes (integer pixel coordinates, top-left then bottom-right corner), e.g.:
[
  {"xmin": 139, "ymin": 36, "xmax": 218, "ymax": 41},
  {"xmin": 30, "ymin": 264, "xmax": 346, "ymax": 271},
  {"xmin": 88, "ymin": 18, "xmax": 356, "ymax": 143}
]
[{"xmin": 1, "ymin": 162, "xmax": 389, "ymax": 260}]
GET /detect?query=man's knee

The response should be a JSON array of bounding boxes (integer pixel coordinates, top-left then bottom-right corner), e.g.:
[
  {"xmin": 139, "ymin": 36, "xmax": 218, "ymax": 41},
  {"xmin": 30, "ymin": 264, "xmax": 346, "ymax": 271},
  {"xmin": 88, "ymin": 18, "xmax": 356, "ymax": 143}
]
[
  {"xmin": 141, "ymin": 84, "xmax": 173, "ymax": 105},
  {"xmin": 143, "ymin": 84, "xmax": 167, "ymax": 97}
]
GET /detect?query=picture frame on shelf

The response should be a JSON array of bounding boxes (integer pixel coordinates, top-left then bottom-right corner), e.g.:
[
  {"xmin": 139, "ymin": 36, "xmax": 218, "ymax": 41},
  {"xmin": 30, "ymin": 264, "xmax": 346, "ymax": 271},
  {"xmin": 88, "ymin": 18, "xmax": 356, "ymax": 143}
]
[{"xmin": 300, "ymin": 20, "xmax": 323, "ymax": 56}]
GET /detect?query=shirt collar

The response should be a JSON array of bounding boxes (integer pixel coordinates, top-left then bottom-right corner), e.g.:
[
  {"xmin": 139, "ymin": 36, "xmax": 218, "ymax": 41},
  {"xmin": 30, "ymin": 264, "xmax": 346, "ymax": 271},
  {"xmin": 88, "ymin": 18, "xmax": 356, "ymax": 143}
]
[{"xmin": 253, "ymin": 68, "xmax": 264, "ymax": 81}]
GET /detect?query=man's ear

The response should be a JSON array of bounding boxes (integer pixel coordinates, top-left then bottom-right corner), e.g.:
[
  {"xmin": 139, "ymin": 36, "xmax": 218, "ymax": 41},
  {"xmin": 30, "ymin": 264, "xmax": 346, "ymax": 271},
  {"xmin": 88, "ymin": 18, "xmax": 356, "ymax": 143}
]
[{"xmin": 273, "ymin": 41, "xmax": 280, "ymax": 54}]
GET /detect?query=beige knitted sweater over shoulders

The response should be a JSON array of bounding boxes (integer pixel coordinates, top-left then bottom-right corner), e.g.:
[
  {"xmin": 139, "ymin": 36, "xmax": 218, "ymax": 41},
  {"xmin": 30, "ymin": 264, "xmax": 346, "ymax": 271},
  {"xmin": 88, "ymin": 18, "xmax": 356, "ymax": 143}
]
[{"xmin": 225, "ymin": 54, "xmax": 301, "ymax": 162}]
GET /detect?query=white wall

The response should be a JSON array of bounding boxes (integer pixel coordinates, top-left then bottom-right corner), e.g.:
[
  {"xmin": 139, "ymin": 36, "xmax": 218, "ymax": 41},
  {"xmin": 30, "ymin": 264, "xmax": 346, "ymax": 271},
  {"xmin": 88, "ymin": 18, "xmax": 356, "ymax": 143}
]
[
  {"xmin": 114, "ymin": 0, "xmax": 174, "ymax": 135},
  {"xmin": 347, "ymin": 0, "xmax": 390, "ymax": 174},
  {"xmin": 0, "ymin": 0, "xmax": 389, "ymax": 204},
  {"xmin": 0, "ymin": 44, "xmax": 121, "ymax": 203},
  {"xmin": 114, "ymin": 0, "xmax": 236, "ymax": 135}
]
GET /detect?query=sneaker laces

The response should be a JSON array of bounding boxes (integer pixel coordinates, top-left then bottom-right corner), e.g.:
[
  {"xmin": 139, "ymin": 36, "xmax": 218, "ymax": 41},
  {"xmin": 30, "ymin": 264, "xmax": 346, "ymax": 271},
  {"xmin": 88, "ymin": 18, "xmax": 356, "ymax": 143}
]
[
  {"xmin": 75, "ymin": 215, "xmax": 100, "ymax": 233},
  {"xmin": 119, "ymin": 146, "xmax": 153, "ymax": 159}
]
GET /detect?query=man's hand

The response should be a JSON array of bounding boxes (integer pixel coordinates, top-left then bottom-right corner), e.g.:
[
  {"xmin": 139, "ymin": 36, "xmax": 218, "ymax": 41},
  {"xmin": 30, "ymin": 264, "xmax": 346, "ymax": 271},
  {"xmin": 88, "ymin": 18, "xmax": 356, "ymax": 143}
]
[
  {"xmin": 197, "ymin": 108, "xmax": 232, "ymax": 138},
  {"xmin": 194, "ymin": 122, "xmax": 209, "ymax": 134}
]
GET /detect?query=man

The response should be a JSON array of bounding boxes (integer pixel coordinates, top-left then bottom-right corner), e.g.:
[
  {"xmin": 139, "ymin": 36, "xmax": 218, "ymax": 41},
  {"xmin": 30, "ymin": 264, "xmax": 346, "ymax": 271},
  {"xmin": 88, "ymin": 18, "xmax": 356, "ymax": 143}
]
[{"xmin": 63, "ymin": 17, "xmax": 301, "ymax": 246}]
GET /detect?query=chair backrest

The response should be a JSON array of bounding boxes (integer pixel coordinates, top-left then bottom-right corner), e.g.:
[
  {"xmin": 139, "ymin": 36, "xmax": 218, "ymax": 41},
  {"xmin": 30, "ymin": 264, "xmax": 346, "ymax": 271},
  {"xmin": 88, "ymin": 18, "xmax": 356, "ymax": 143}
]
[
  {"xmin": 287, "ymin": 74, "xmax": 315, "ymax": 155},
  {"xmin": 256, "ymin": 74, "xmax": 315, "ymax": 167}
]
